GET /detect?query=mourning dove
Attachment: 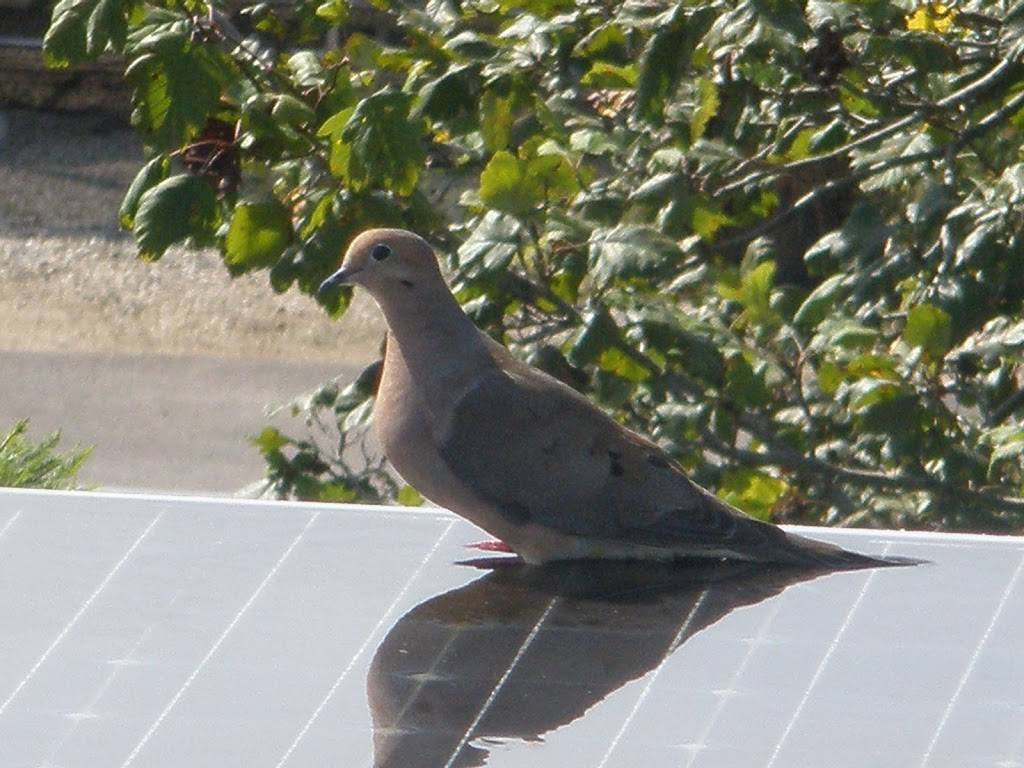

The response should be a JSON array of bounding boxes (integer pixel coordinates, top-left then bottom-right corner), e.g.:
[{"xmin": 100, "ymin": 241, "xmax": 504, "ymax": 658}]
[{"xmin": 319, "ymin": 229, "xmax": 896, "ymax": 568}]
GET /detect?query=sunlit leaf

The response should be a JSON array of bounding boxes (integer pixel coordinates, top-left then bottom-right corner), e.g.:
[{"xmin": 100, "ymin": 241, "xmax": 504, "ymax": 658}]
[
  {"xmin": 718, "ymin": 469, "xmax": 790, "ymax": 521},
  {"xmin": 589, "ymin": 225, "xmax": 684, "ymax": 287},
  {"xmin": 340, "ymin": 91, "xmax": 425, "ymax": 196},
  {"xmin": 904, "ymin": 304, "xmax": 952, "ymax": 359},
  {"xmin": 133, "ymin": 174, "xmax": 218, "ymax": 261},
  {"xmin": 906, "ymin": 3, "xmax": 955, "ymax": 33},
  {"xmin": 225, "ymin": 201, "xmax": 294, "ymax": 270}
]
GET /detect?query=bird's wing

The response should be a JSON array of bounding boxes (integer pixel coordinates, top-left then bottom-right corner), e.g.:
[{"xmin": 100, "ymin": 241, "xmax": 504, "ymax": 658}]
[{"xmin": 434, "ymin": 367, "xmax": 777, "ymax": 557}]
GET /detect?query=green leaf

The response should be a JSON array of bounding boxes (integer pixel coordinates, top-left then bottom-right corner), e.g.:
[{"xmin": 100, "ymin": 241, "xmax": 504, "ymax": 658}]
[
  {"xmin": 319, "ymin": 107, "xmax": 355, "ymax": 177},
  {"xmin": 904, "ymin": 304, "xmax": 952, "ymax": 359},
  {"xmin": 817, "ymin": 361, "xmax": 845, "ymax": 394},
  {"xmin": 851, "ymin": 379, "xmax": 903, "ymax": 411},
  {"xmin": 597, "ymin": 346, "xmax": 650, "ymax": 383},
  {"xmin": 569, "ymin": 129, "xmax": 623, "ymax": 156},
  {"xmin": 271, "ymin": 94, "xmax": 316, "ymax": 126},
  {"xmin": 252, "ymin": 426, "xmax": 290, "ymax": 456},
  {"xmin": 581, "ymin": 62, "xmax": 638, "ymax": 88},
  {"xmin": 793, "ymin": 273, "xmax": 848, "ymax": 328},
  {"xmin": 314, "ymin": 482, "xmax": 359, "ymax": 503},
  {"xmin": 414, "ymin": 64, "xmax": 479, "ymax": 124},
  {"xmin": 225, "ymin": 201, "xmax": 294, "ymax": 270},
  {"xmin": 133, "ymin": 174, "xmax": 218, "ymax": 261},
  {"xmin": 569, "ymin": 308, "xmax": 622, "ymax": 367},
  {"xmin": 45, "ymin": 0, "xmax": 129, "ymax": 65},
  {"xmin": 981, "ymin": 427, "xmax": 1024, "ymax": 477},
  {"xmin": 315, "ymin": 0, "xmax": 349, "ymax": 24},
  {"xmin": 479, "ymin": 151, "xmax": 539, "ymax": 215},
  {"xmin": 718, "ymin": 262, "xmax": 780, "ymax": 328},
  {"xmin": 850, "ymin": 380, "xmax": 918, "ymax": 436},
  {"xmin": 287, "ymin": 51, "xmax": 326, "ymax": 88},
  {"xmin": 839, "ymin": 85, "xmax": 881, "ymax": 118},
  {"xmin": 846, "ymin": 353, "xmax": 900, "ymax": 381},
  {"xmin": 479, "ymin": 150, "xmax": 578, "ymax": 216},
  {"xmin": 573, "ymin": 23, "xmax": 627, "ymax": 58},
  {"xmin": 691, "ymin": 78, "xmax": 720, "ymax": 142},
  {"xmin": 397, "ymin": 485, "xmax": 424, "ymax": 506},
  {"xmin": 339, "ymin": 91, "xmax": 425, "ymax": 196},
  {"xmin": 480, "ymin": 88, "xmax": 515, "ymax": 152},
  {"xmin": 588, "ymin": 225, "xmax": 684, "ymax": 287},
  {"xmin": 725, "ymin": 354, "xmax": 770, "ymax": 408},
  {"xmin": 86, "ymin": 0, "xmax": 127, "ymax": 56},
  {"xmin": 634, "ymin": 7, "xmax": 686, "ymax": 123},
  {"xmin": 44, "ymin": 0, "xmax": 90, "ymax": 67},
  {"xmin": 718, "ymin": 468, "xmax": 790, "ymax": 521},
  {"xmin": 633, "ymin": 308, "xmax": 726, "ymax": 385},
  {"xmin": 126, "ymin": 44, "xmax": 224, "ymax": 149},
  {"xmin": 0, "ymin": 419, "xmax": 91, "ymax": 490},
  {"xmin": 458, "ymin": 211, "xmax": 521, "ymax": 277},
  {"xmin": 822, "ymin": 320, "xmax": 879, "ymax": 349},
  {"xmin": 119, "ymin": 155, "xmax": 169, "ymax": 229}
]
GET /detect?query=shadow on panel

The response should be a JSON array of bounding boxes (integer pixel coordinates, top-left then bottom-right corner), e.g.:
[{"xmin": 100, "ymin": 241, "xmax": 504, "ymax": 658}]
[{"xmin": 367, "ymin": 558, "xmax": 854, "ymax": 768}]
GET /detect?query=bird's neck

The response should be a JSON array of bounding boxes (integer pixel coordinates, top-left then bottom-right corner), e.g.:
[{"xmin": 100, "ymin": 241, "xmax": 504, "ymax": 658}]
[{"xmin": 376, "ymin": 288, "xmax": 490, "ymax": 380}]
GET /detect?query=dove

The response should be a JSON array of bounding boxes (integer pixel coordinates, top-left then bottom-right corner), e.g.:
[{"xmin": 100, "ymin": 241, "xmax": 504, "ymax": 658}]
[{"xmin": 318, "ymin": 229, "xmax": 901, "ymax": 569}]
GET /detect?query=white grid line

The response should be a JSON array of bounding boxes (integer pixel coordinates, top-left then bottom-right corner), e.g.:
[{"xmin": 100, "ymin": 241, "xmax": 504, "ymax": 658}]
[
  {"xmin": 363, "ymin": 616, "xmax": 466, "ymax": 768},
  {"xmin": 41, "ymin": 587, "xmax": 187, "ymax": 765},
  {"xmin": 0, "ymin": 511, "xmax": 164, "ymax": 719},
  {"xmin": 119, "ymin": 510, "xmax": 320, "ymax": 768},
  {"xmin": 274, "ymin": 519, "xmax": 457, "ymax": 768},
  {"xmin": 442, "ymin": 597, "xmax": 560, "ymax": 768},
  {"xmin": 596, "ymin": 587, "xmax": 712, "ymax": 768},
  {"xmin": 685, "ymin": 592, "xmax": 787, "ymax": 768},
  {"xmin": 0, "ymin": 510, "xmax": 22, "ymax": 541},
  {"xmin": 919, "ymin": 549, "xmax": 1024, "ymax": 768},
  {"xmin": 42, "ymin": 532, "xmax": 231, "ymax": 766},
  {"xmin": 764, "ymin": 543, "xmax": 892, "ymax": 768}
]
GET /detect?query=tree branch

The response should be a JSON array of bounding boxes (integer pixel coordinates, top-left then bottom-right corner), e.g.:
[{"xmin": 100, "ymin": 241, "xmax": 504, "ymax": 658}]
[{"xmin": 715, "ymin": 45, "xmax": 1024, "ymax": 197}]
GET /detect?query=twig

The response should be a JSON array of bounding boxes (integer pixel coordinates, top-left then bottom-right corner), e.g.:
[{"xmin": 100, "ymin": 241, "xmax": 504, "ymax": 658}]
[
  {"xmin": 715, "ymin": 45, "xmax": 1024, "ymax": 197},
  {"xmin": 715, "ymin": 149, "xmax": 942, "ymax": 251},
  {"xmin": 989, "ymin": 389, "xmax": 1024, "ymax": 426}
]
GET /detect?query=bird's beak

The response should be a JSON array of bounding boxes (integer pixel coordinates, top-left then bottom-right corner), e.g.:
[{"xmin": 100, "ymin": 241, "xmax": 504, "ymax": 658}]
[{"xmin": 317, "ymin": 266, "xmax": 360, "ymax": 297}]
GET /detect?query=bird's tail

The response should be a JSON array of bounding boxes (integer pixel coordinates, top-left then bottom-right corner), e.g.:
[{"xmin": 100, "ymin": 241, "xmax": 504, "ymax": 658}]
[{"xmin": 763, "ymin": 526, "xmax": 924, "ymax": 571}]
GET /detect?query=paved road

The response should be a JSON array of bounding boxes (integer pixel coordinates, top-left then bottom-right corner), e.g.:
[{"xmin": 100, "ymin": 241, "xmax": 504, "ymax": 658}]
[{"xmin": 0, "ymin": 349, "xmax": 355, "ymax": 493}]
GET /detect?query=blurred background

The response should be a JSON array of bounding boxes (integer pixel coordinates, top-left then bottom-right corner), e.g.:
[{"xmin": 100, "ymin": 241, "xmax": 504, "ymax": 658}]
[
  {"xmin": 0, "ymin": 2, "xmax": 380, "ymax": 493},
  {"xmin": 3, "ymin": 0, "xmax": 1023, "ymax": 530}
]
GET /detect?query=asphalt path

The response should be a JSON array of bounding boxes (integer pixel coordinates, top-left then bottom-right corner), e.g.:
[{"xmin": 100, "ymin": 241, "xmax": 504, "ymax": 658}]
[{"xmin": 0, "ymin": 349, "xmax": 355, "ymax": 493}]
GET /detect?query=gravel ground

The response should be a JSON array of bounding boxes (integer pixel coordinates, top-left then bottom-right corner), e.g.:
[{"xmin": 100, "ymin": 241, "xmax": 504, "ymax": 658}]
[{"xmin": 0, "ymin": 109, "xmax": 384, "ymax": 492}]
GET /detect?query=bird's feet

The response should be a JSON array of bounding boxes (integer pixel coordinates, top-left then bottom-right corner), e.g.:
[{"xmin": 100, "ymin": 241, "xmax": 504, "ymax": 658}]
[{"xmin": 465, "ymin": 539, "xmax": 514, "ymax": 553}]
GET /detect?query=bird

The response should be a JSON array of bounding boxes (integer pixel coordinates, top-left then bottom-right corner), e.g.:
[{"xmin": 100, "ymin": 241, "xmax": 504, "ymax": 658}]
[{"xmin": 318, "ymin": 228, "xmax": 903, "ymax": 569}]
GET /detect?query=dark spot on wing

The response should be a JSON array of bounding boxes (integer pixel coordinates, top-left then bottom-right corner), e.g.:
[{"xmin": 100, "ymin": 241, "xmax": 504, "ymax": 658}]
[
  {"xmin": 647, "ymin": 454, "xmax": 670, "ymax": 469},
  {"xmin": 400, "ymin": 279, "xmax": 415, "ymax": 288},
  {"xmin": 609, "ymin": 450, "xmax": 625, "ymax": 477},
  {"xmin": 683, "ymin": 503, "xmax": 737, "ymax": 535}
]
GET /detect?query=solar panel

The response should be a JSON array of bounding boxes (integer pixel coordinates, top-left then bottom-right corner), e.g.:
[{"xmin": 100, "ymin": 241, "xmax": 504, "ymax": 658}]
[{"xmin": 0, "ymin": 488, "xmax": 1021, "ymax": 768}]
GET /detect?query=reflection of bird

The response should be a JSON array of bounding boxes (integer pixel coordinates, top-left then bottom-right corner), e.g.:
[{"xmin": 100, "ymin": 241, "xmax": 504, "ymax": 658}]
[
  {"xmin": 319, "ymin": 230, "xmax": 902, "ymax": 568},
  {"xmin": 367, "ymin": 559, "xmax": 836, "ymax": 768}
]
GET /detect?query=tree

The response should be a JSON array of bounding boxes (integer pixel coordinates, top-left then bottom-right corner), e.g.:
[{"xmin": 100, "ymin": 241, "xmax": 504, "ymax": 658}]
[{"xmin": 44, "ymin": 0, "xmax": 1024, "ymax": 530}]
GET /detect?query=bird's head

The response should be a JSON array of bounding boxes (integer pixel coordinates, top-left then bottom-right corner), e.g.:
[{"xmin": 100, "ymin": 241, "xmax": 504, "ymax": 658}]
[{"xmin": 318, "ymin": 228, "xmax": 443, "ymax": 300}]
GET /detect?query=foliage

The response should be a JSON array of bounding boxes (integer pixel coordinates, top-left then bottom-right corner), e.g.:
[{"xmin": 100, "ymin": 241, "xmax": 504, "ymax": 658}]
[
  {"xmin": 45, "ymin": 0, "xmax": 1024, "ymax": 529},
  {"xmin": 0, "ymin": 421, "xmax": 91, "ymax": 490}
]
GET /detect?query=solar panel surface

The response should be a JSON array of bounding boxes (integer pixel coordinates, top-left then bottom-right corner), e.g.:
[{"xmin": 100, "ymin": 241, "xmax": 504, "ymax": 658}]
[{"xmin": 0, "ymin": 489, "xmax": 1020, "ymax": 768}]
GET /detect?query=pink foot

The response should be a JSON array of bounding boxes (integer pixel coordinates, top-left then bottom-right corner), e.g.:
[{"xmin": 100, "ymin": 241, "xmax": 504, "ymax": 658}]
[{"xmin": 465, "ymin": 540, "xmax": 514, "ymax": 553}]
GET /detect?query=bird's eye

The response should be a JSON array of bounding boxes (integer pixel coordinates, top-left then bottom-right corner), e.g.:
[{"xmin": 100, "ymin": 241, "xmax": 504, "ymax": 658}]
[{"xmin": 371, "ymin": 244, "xmax": 392, "ymax": 262}]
